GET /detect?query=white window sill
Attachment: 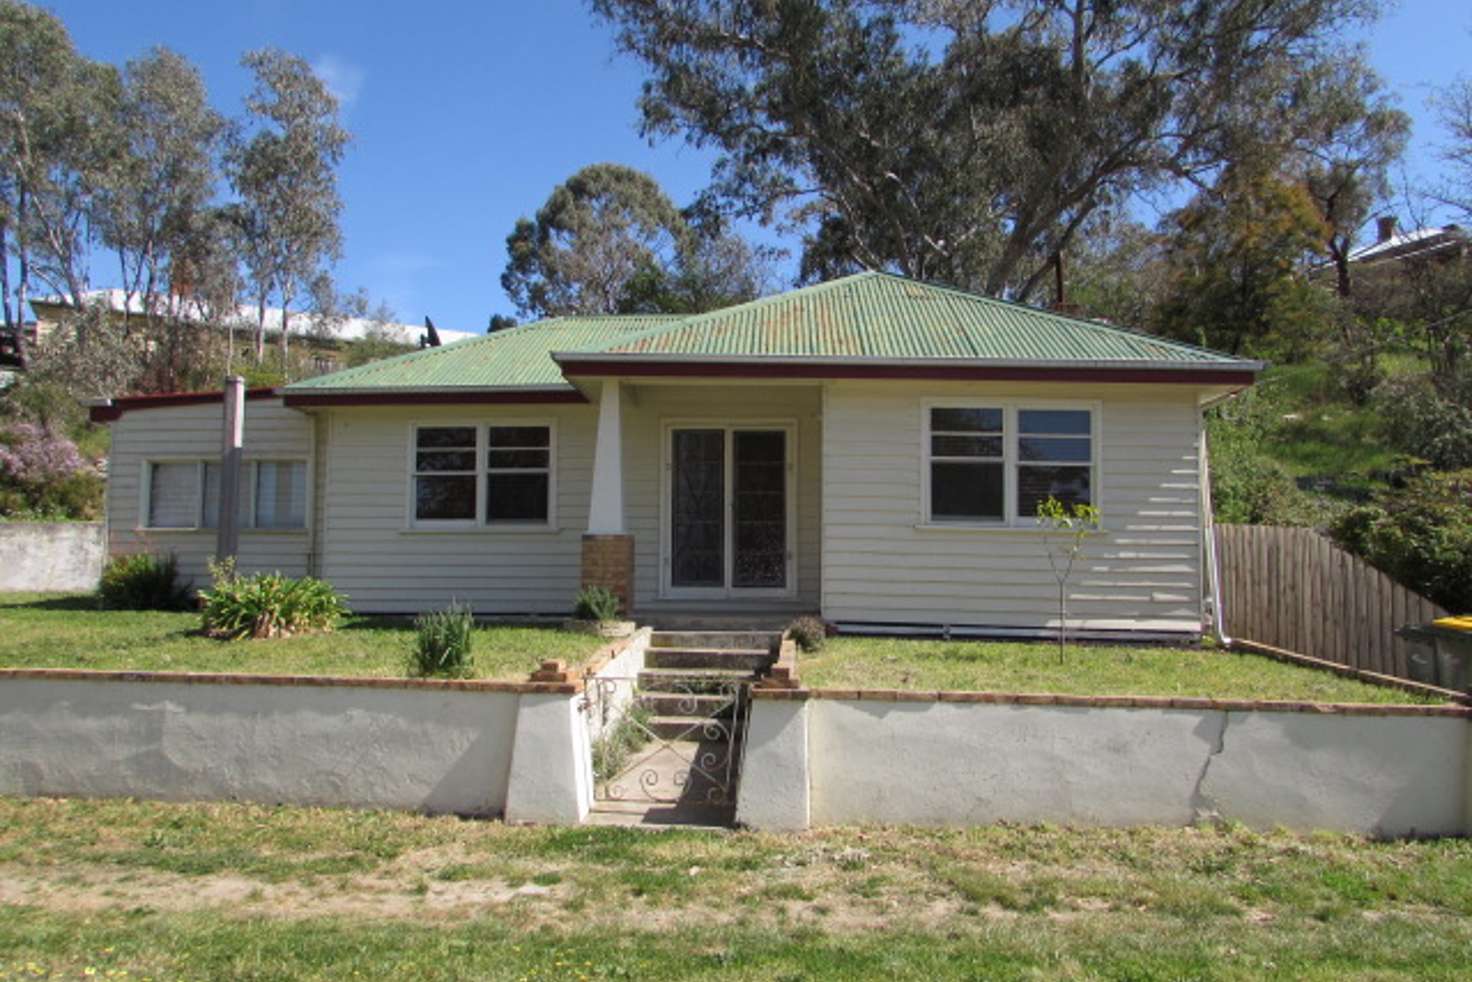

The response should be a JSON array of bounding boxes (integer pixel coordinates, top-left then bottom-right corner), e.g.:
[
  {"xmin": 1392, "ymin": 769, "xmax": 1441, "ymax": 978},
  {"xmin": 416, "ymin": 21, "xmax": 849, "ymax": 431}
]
[
  {"xmin": 401, "ymin": 525, "xmax": 562, "ymax": 535},
  {"xmin": 914, "ymin": 522, "xmax": 1109, "ymax": 536}
]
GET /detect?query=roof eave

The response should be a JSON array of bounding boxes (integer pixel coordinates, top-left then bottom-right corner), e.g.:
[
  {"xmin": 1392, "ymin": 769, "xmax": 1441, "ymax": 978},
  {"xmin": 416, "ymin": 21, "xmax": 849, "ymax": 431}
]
[{"xmin": 552, "ymin": 351, "xmax": 1265, "ymax": 375}]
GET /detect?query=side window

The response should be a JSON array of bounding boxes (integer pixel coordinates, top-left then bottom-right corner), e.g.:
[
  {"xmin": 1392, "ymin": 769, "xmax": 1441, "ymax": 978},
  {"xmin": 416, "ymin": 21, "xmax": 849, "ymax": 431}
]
[
  {"xmin": 254, "ymin": 461, "xmax": 308, "ymax": 529},
  {"xmin": 928, "ymin": 407, "xmax": 1005, "ymax": 522},
  {"xmin": 147, "ymin": 462, "xmax": 199, "ymax": 528},
  {"xmin": 413, "ymin": 427, "xmax": 478, "ymax": 521},
  {"xmin": 486, "ymin": 426, "xmax": 551, "ymax": 523}
]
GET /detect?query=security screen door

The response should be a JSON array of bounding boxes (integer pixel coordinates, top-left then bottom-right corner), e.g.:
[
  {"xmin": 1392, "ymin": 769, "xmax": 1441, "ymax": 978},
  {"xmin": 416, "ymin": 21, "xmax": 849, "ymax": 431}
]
[{"xmin": 669, "ymin": 427, "xmax": 790, "ymax": 593}]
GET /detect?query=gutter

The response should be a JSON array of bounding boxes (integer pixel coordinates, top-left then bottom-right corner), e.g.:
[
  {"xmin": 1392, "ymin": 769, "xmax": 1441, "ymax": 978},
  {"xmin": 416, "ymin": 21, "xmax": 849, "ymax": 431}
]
[{"xmin": 551, "ymin": 351, "xmax": 1267, "ymax": 373}]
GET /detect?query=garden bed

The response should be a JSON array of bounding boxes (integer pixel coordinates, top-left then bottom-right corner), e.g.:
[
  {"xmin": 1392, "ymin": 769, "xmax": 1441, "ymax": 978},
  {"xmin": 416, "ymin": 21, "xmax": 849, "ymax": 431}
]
[
  {"xmin": 798, "ymin": 636, "xmax": 1446, "ymax": 705},
  {"xmin": 0, "ymin": 592, "xmax": 603, "ymax": 681}
]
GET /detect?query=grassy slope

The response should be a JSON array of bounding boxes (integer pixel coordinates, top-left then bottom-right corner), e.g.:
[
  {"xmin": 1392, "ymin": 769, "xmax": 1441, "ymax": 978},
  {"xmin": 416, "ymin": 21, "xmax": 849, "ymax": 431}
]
[
  {"xmin": 1, "ymin": 797, "xmax": 1470, "ymax": 979},
  {"xmin": 798, "ymin": 637, "xmax": 1440, "ymax": 703},
  {"xmin": 0, "ymin": 592, "xmax": 599, "ymax": 680}
]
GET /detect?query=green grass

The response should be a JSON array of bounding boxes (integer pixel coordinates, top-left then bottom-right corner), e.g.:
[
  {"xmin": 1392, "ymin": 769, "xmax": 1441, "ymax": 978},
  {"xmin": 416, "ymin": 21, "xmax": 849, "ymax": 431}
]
[
  {"xmin": 2, "ymin": 796, "xmax": 1472, "ymax": 979},
  {"xmin": 799, "ymin": 637, "xmax": 1441, "ymax": 703},
  {"xmin": 0, "ymin": 592, "xmax": 601, "ymax": 681}
]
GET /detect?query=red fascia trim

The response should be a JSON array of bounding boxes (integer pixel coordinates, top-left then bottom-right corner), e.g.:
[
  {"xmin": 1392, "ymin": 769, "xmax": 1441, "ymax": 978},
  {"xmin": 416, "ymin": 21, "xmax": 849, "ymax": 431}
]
[
  {"xmin": 88, "ymin": 387, "xmax": 278, "ymax": 423},
  {"xmin": 557, "ymin": 359, "xmax": 1260, "ymax": 386},
  {"xmin": 279, "ymin": 390, "xmax": 588, "ymax": 409}
]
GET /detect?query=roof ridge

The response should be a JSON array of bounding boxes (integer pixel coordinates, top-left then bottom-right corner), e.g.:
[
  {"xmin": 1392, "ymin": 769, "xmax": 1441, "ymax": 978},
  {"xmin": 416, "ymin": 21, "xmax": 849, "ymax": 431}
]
[{"xmin": 583, "ymin": 272, "xmax": 877, "ymax": 354}]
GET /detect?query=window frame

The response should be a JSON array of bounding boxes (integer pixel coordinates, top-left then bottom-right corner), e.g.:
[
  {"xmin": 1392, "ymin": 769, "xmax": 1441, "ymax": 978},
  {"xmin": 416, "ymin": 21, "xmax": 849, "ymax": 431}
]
[
  {"xmin": 405, "ymin": 420, "xmax": 558, "ymax": 532},
  {"xmin": 139, "ymin": 458, "xmax": 310, "ymax": 533},
  {"xmin": 919, "ymin": 399, "xmax": 1101, "ymax": 530}
]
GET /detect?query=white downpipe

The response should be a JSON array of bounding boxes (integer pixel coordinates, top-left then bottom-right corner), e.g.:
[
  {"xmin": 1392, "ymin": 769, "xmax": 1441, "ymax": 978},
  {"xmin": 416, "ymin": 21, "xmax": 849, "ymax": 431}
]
[{"xmin": 1200, "ymin": 426, "xmax": 1232, "ymax": 646}]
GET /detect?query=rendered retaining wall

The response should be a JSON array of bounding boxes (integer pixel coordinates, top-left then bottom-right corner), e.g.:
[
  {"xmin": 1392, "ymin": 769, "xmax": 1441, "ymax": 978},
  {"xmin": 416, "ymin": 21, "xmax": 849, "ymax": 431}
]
[
  {"xmin": 738, "ymin": 690, "xmax": 1472, "ymax": 837},
  {"xmin": 0, "ymin": 522, "xmax": 105, "ymax": 591}
]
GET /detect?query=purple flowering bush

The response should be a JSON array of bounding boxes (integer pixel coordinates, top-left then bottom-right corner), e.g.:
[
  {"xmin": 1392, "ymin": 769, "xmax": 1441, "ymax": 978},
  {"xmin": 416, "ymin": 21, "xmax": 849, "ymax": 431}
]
[{"xmin": 0, "ymin": 422, "xmax": 103, "ymax": 520}]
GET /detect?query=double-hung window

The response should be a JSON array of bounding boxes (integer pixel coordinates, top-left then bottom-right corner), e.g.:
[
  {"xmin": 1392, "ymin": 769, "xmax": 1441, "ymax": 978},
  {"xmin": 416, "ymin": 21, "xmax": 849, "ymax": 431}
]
[
  {"xmin": 413, "ymin": 427, "xmax": 479, "ymax": 522},
  {"xmin": 928, "ymin": 408, "xmax": 1006, "ymax": 522},
  {"xmin": 145, "ymin": 459, "xmax": 307, "ymax": 530},
  {"xmin": 925, "ymin": 404, "xmax": 1096, "ymax": 525},
  {"xmin": 411, "ymin": 423, "xmax": 555, "ymax": 527}
]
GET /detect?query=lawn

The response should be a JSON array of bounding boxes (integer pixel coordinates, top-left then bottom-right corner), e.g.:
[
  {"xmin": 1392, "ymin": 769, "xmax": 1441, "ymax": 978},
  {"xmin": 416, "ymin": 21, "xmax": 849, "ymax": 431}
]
[
  {"xmin": 2, "ymin": 796, "xmax": 1471, "ymax": 979},
  {"xmin": 0, "ymin": 592, "xmax": 602, "ymax": 681},
  {"xmin": 799, "ymin": 636, "xmax": 1441, "ymax": 704}
]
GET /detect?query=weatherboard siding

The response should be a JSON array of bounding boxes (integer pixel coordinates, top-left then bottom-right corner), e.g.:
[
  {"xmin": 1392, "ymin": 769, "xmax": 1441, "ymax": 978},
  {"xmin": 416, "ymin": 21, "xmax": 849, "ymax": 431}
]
[
  {"xmin": 315, "ymin": 405, "xmax": 596, "ymax": 614},
  {"xmin": 821, "ymin": 381, "xmax": 1206, "ymax": 634},
  {"xmin": 105, "ymin": 399, "xmax": 314, "ymax": 590}
]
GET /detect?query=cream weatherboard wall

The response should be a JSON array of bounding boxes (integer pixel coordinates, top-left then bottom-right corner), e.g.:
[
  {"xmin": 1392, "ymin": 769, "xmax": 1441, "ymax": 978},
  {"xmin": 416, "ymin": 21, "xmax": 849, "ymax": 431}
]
[
  {"xmin": 314, "ymin": 404, "xmax": 597, "ymax": 614},
  {"xmin": 106, "ymin": 399, "xmax": 314, "ymax": 589},
  {"xmin": 821, "ymin": 380, "xmax": 1206, "ymax": 634}
]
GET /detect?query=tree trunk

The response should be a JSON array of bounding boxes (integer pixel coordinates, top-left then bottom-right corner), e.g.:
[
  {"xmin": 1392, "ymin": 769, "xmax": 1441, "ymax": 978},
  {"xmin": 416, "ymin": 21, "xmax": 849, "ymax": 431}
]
[{"xmin": 254, "ymin": 298, "xmax": 267, "ymax": 364}]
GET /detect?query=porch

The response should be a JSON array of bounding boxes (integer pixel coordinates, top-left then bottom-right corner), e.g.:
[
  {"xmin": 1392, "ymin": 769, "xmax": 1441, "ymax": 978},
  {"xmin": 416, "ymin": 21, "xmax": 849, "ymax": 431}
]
[{"xmin": 579, "ymin": 379, "xmax": 824, "ymax": 618}]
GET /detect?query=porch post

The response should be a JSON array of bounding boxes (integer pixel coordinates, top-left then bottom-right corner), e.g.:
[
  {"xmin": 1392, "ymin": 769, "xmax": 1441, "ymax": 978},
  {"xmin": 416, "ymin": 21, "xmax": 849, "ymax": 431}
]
[{"xmin": 582, "ymin": 380, "xmax": 635, "ymax": 613}]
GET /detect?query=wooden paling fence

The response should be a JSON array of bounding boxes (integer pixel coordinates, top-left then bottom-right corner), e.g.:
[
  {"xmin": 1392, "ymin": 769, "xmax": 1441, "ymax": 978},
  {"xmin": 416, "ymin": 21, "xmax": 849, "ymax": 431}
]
[{"xmin": 1214, "ymin": 524, "xmax": 1448, "ymax": 681}]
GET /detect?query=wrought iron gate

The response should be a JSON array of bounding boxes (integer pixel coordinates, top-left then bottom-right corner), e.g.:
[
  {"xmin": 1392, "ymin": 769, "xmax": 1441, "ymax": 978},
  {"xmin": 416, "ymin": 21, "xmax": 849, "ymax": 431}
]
[{"xmin": 582, "ymin": 676, "xmax": 751, "ymax": 807}]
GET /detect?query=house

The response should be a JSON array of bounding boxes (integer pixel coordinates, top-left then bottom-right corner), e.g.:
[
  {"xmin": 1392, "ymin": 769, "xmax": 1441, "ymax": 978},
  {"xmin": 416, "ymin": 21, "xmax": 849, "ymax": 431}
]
[
  {"xmin": 89, "ymin": 272, "xmax": 1261, "ymax": 639},
  {"xmin": 31, "ymin": 290, "xmax": 478, "ymax": 377}
]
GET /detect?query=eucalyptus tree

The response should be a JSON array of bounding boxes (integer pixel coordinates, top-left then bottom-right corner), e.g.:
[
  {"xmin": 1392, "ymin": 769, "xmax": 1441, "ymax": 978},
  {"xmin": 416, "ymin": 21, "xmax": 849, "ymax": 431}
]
[
  {"xmin": 0, "ymin": 0, "xmax": 119, "ymax": 362},
  {"xmin": 92, "ymin": 47, "xmax": 225, "ymax": 387},
  {"xmin": 591, "ymin": 0, "xmax": 1386, "ymax": 299},
  {"xmin": 225, "ymin": 48, "xmax": 349, "ymax": 365}
]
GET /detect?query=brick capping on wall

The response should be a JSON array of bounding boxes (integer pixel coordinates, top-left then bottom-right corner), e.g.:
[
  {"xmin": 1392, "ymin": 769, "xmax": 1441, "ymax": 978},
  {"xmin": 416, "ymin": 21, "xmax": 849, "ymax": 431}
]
[
  {"xmin": 1230, "ymin": 638, "xmax": 1471, "ymax": 705},
  {"xmin": 580, "ymin": 533, "xmax": 635, "ymax": 614},
  {"xmin": 750, "ymin": 686, "xmax": 1470, "ymax": 716}
]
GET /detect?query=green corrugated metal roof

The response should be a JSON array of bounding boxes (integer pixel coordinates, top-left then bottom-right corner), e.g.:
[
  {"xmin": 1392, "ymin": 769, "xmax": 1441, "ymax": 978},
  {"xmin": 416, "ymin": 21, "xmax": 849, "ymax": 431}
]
[
  {"xmin": 594, "ymin": 272, "xmax": 1247, "ymax": 364},
  {"xmin": 287, "ymin": 272, "xmax": 1255, "ymax": 393},
  {"xmin": 284, "ymin": 315, "xmax": 680, "ymax": 391}
]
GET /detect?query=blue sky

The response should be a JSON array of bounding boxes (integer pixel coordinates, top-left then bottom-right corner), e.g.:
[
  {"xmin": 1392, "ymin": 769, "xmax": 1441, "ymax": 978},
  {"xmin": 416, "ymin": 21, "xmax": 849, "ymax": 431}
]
[{"xmin": 49, "ymin": 0, "xmax": 1472, "ymax": 333}]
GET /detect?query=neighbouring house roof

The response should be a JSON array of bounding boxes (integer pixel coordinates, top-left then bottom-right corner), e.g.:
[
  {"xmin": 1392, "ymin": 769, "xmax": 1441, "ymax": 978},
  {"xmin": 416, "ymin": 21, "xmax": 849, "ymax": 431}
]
[
  {"xmin": 262, "ymin": 271, "xmax": 1261, "ymax": 407},
  {"xmin": 29, "ymin": 289, "xmax": 478, "ymax": 346},
  {"xmin": 1346, "ymin": 225, "xmax": 1468, "ymax": 265}
]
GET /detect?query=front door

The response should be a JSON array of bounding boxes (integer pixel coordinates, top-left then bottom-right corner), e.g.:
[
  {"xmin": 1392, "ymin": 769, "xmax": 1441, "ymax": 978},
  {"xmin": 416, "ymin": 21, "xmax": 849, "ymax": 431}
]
[{"xmin": 666, "ymin": 425, "xmax": 793, "ymax": 597}]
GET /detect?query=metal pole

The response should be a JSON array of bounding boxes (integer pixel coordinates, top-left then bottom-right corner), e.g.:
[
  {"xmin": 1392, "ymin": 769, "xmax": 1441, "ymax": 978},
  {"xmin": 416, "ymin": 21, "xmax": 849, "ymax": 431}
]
[{"xmin": 216, "ymin": 375, "xmax": 245, "ymax": 562}]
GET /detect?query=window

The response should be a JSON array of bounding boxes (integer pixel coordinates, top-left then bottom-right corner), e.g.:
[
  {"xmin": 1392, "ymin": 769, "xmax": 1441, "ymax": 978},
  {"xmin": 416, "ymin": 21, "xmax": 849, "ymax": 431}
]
[
  {"xmin": 409, "ymin": 423, "xmax": 555, "ymax": 527},
  {"xmin": 147, "ymin": 462, "xmax": 198, "ymax": 528},
  {"xmin": 486, "ymin": 426, "xmax": 550, "ymax": 523},
  {"xmin": 928, "ymin": 407, "xmax": 1005, "ymax": 522},
  {"xmin": 924, "ymin": 404, "xmax": 1096, "ymax": 526},
  {"xmin": 145, "ymin": 459, "xmax": 307, "ymax": 530},
  {"xmin": 254, "ymin": 461, "xmax": 308, "ymax": 529},
  {"xmin": 414, "ymin": 427, "xmax": 478, "ymax": 521},
  {"xmin": 1016, "ymin": 409, "xmax": 1093, "ymax": 517}
]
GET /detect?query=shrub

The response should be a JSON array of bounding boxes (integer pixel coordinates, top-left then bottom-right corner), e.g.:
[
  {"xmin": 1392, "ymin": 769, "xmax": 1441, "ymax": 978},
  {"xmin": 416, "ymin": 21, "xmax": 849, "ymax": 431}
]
[
  {"xmin": 99, "ymin": 552, "xmax": 189, "ymax": 610},
  {"xmin": 200, "ymin": 560, "xmax": 349, "ymax": 639},
  {"xmin": 787, "ymin": 615, "xmax": 828, "ymax": 653},
  {"xmin": 1330, "ymin": 469, "xmax": 1472, "ymax": 613},
  {"xmin": 0, "ymin": 421, "xmax": 103, "ymax": 520},
  {"xmin": 574, "ymin": 585, "xmax": 621, "ymax": 621},
  {"xmin": 1373, "ymin": 378, "xmax": 1472, "ymax": 471},
  {"xmin": 409, "ymin": 602, "xmax": 476, "ymax": 678}
]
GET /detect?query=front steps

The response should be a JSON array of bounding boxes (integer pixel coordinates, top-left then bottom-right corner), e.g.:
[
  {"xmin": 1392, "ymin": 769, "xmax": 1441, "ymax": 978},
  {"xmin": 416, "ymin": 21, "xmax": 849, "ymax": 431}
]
[{"xmin": 586, "ymin": 628, "xmax": 781, "ymax": 828}]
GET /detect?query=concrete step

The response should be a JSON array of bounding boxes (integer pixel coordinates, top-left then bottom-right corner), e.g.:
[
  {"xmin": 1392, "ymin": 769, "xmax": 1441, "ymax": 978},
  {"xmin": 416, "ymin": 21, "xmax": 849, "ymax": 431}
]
[
  {"xmin": 644, "ymin": 647, "xmax": 774, "ymax": 671},
  {"xmin": 638, "ymin": 692, "xmax": 733, "ymax": 717},
  {"xmin": 650, "ymin": 630, "xmax": 780, "ymax": 652},
  {"xmin": 638, "ymin": 667, "xmax": 755, "ymax": 694},
  {"xmin": 645, "ymin": 715, "xmax": 740, "ymax": 741}
]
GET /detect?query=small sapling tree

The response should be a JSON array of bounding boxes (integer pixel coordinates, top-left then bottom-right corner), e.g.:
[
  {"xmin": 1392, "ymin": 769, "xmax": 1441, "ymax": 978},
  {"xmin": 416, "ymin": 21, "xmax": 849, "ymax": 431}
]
[{"xmin": 1036, "ymin": 496, "xmax": 1102, "ymax": 663}]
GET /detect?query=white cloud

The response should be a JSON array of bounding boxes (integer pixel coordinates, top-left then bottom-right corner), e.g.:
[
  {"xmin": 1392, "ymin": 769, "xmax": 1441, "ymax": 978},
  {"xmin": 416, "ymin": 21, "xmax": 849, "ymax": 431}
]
[{"xmin": 312, "ymin": 54, "xmax": 365, "ymax": 109}]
